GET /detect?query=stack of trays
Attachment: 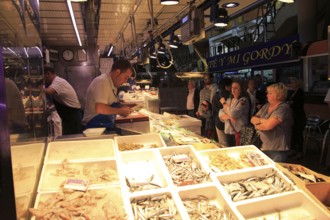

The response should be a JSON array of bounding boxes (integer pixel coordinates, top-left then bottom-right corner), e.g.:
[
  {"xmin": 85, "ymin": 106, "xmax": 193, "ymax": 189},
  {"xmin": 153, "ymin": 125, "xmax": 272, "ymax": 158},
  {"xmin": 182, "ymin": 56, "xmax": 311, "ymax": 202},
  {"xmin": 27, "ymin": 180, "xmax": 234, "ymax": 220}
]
[
  {"xmin": 11, "ymin": 143, "xmax": 45, "ymax": 220},
  {"xmin": 32, "ymin": 139, "xmax": 130, "ymax": 219}
]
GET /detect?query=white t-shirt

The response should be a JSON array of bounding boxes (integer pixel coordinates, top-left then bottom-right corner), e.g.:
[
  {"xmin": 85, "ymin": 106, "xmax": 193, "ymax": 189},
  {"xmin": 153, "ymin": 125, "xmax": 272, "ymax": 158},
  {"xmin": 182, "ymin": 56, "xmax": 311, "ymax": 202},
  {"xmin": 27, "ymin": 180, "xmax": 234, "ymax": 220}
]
[
  {"xmin": 324, "ymin": 88, "xmax": 330, "ymax": 103},
  {"xmin": 50, "ymin": 76, "xmax": 81, "ymax": 109},
  {"xmin": 82, "ymin": 73, "xmax": 118, "ymax": 124}
]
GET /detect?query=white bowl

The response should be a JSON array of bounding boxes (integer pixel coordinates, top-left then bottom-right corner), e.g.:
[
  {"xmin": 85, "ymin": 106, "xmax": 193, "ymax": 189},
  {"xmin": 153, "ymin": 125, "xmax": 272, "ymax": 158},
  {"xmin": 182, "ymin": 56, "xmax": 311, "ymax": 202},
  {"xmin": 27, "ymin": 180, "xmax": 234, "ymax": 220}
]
[{"xmin": 83, "ymin": 127, "xmax": 106, "ymax": 137}]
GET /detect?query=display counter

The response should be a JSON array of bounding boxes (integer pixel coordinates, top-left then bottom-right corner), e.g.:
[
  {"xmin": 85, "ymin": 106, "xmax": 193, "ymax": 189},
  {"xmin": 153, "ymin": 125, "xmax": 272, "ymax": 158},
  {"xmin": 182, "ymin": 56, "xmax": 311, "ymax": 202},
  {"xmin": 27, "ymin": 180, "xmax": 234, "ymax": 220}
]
[{"xmin": 11, "ymin": 133, "xmax": 330, "ymax": 219}]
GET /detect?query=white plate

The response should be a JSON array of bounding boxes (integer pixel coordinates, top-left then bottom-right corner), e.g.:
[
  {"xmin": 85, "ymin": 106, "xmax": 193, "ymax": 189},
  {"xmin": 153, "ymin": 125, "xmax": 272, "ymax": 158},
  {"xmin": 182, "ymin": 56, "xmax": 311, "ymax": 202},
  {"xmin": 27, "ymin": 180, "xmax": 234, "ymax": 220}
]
[{"xmin": 83, "ymin": 127, "xmax": 106, "ymax": 137}]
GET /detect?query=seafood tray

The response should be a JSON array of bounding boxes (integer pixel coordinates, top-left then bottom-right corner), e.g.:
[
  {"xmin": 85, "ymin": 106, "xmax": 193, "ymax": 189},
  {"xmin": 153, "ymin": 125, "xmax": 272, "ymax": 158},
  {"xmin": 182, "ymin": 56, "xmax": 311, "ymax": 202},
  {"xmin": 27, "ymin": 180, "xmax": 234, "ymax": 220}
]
[
  {"xmin": 216, "ymin": 166, "xmax": 296, "ymax": 203},
  {"xmin": 31, "ymin": 186, "xmax": 128, "ymax": 220},
  {"xmin": 13, "ymin": 165, "xmax": 38, "ymax": 195},
  {"xmin": 45, "ymin": 139, "xmax": 116, "ymax": 163},
  {"xmin": 82, "ymin": 127, "xmax": 106, "ymax": 137},
  {"xmin": 199, "ymin": 145, "xmax": 274, "ymax": 174},
  {"xmin": 119, "ymin": 149, "xmax": 170, "ymax": 193},
  {"xmin": 11, "ymin": 143, "xmax": 45, "ymax": 168},
  {"xmin": 159, "ymin": 145, "xmax": 212, "ymax": 187},
  {"xmin": 114, "ymin": 133, "xmax": 166, "ymax": 152},
  {"xmin": 177, "ymin": 184, "xmax": 240, "ymax": 220},
  {"xmin": 16, "ymin": 193, "xmax": 31, "ymax": 220},
  {"xmin": 236, "ymin": 190, "xmax": 330, "ymax": 219},
  {"xmin": 127, "ymin": 190, "xmax": 186, "ymax": 219},
  {"xmin": 38, "ymin": 159, "xmax": 120, "ymax": 192}
]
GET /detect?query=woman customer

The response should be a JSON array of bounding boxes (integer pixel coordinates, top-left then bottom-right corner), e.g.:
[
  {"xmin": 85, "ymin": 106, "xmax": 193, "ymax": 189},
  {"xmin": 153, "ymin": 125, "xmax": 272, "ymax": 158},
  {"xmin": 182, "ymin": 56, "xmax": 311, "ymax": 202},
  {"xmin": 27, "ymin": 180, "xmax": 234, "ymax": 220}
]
[
  {"xmin": 219, "ymin": 80, "xmax": 250, "ymax": 146},
  {"xmin": 251, "ymin": 83, "xmax": 293, "ymax": 162}
]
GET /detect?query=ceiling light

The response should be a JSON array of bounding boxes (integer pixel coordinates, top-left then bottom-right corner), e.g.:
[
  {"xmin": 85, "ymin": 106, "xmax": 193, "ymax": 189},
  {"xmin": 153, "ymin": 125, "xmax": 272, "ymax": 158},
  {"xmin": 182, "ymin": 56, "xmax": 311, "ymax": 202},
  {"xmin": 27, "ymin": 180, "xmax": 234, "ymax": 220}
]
[
  {"xmin": 107, "ymin": 45, "xmax": 114, "ymax": 57},
  {"xmin": 279, "ymin": 0, "xmax": 294, "ymax": 3},
  {"xmin": 67, "ymin": 0, "xmax": 82, "ymax": 46},
  {"xmin": 222, "ymin": 2, "xmax": 239, "ymax": 8},
  {"xmin": 214, "ymin": 8, "xmax": 228, "ymax": 27},
  {"xmin": 160, "ymin": 0, "xmax": 179, "ymax": 5}
]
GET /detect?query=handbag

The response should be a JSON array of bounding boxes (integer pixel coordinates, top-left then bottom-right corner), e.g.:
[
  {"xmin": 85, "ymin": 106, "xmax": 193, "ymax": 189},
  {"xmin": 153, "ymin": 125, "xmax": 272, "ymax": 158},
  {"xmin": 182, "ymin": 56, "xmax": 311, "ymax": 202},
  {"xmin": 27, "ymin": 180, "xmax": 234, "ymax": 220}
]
[
  {"xmin": 240, "ymin": 124, "xmax": 262, "ymax": 148},
  {"xmin": 228, "ymin": 120, "xmax": 241, "ymax": 146}
]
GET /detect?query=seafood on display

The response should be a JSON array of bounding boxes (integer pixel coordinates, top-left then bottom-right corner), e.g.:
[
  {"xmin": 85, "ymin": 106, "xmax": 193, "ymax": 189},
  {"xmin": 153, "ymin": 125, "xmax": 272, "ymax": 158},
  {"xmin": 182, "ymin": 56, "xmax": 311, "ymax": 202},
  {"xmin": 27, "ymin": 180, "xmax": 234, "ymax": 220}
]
[
  {"xmin": 131, "ymin": 194, "xmax": 180, "ymax": 220},
  {"xmin": 222, "ymin": 170, "xmax": 293, "ymax": 202},
  {"xmin": 118, "ymin": 143, "xmax": 159, "ymax": 151},
  {"xmin": 162, "ymin": 152, "xmax": 210, "ymax": 186},
  {"xmin": 182, "ymin": 195, "xmax": 235, "ymax": 220},
  {"xmin": 29, "ymin": 188, "xmax": 127, "ymax": 219},
  {"xmin": 282, "ymin": 165, "xmax": 326, "ymax": 183},
  {"xmin": 126, "ymin": 174, "xmax": 162, "ymax": 193},
  {"xmin": 52, "ymin": 159, "xmax": 119, "ymax": 185},
  {"xmin": 206, "ymin": 151, "xmax": 268, "ymax": 173}
]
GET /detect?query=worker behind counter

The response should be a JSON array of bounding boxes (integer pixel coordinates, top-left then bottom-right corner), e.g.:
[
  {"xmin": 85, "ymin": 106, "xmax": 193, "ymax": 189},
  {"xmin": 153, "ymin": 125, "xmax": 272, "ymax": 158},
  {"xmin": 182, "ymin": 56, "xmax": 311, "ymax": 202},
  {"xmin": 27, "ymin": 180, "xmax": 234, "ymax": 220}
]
[
  {"xmin": 43, "ymin": 65, "xmax": 82, "ymax": 135},
  {"xmin": 82, "ymin": 59, "xmax": 133, "ymax": 132}
]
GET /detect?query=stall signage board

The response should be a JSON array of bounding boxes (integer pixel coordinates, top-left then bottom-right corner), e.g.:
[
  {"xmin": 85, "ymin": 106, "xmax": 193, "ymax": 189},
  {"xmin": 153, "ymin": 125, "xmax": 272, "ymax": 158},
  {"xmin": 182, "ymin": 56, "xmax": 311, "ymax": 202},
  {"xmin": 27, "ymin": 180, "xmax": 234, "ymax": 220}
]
[{"xmin": 207, "ymin": 35, "xmax": 300, "ymax": 72}]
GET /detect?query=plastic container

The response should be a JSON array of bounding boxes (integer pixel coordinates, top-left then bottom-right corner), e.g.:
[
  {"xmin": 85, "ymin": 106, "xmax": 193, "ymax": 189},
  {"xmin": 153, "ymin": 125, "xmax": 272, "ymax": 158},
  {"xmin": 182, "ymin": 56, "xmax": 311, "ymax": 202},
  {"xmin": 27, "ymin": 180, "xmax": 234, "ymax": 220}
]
[
  {"xmin": 114, "ymin": 133, "xmax": 166, "ymax": 152},
  {"xmin": 199, "ymin": 145, "xmax": 274, "ymax": 174},
  {"xmin": 32, "ymin": 186, "xmax": 128, "ymax": 220},
  {"xmin": 305, "ymin": 182, "xmax": 330, "ymax": 209},
  {"xmin": 38, "ymin": 159, "xmax": 120, "ymax": 192},
  {"xmin": 119, "ymin": 149, "xmax": 170, "ymax": 194},
  {"xmin": 177, "ymin": 184, "xmax": 240, "ymax": 220},
  {"xmin": 13, "ymin": 165, "xmax": 38, "ymax": 195},
  {"xmin": 159, "ymin": 145, "xmax": 212, "ymax": 187},
  {"xmin": 127, "ymin": 190, "xmax": 186, "ymax": 219},
  {"xmin": 83, "ymin": 127, "xmax": 106, "ymax": 137},
  {"xmin": 45, "ymin": 139, "xmax": 116, "ymax": 163},
  {"xmin": 15, "ymin": 193, "xmax": 31, "ymax": 220},
  {"xmin": 237, "ymin": 190, "xmax": 330, "ymax": 219},
  {"xmin": 11, "ymin": 143, "xmax": 45, "ymax": 168},
  {"xmin": 216, "ymin": 166, "xmax": 296, "ymax": 203}
]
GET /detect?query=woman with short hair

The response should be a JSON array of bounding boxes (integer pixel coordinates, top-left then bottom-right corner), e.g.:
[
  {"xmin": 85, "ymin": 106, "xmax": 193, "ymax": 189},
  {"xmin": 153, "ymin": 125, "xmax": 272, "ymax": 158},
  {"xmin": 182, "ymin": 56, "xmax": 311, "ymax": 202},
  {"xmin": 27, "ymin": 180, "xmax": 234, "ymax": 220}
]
[{"xmin": 251, "ymin": 83, "xmax": 293, "ymax": 162}]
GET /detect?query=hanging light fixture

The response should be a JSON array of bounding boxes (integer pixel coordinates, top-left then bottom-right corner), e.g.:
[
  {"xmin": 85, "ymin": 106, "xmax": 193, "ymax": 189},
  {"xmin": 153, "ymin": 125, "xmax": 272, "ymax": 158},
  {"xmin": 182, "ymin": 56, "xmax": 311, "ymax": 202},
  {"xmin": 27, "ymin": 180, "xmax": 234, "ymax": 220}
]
[
  {"xmin": 169, "ymin": 33, "xmax": 181, "ymax": 48},
  {"xmin": 279, "ymin": 0, "xmax": 294, "ymax": 3},
  {"xmin": 160, "ymin": 0, "xmax": 179, "ymax": 6},
  {"xmin": 210, "ymin": 1, "xmax": 228, "ymax": 27}
]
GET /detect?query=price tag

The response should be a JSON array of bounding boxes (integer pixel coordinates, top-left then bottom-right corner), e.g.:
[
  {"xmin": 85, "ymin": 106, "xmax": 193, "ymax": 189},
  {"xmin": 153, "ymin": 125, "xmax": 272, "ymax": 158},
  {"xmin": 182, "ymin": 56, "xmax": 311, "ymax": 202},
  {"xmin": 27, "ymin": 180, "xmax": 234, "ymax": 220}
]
[
  {"xmin": 172, "ymin": 154, "xmax": 191, "ymax": 163},
  {"xmin": 64, "ymin": 179, "xmax": 89, "ymax": 191}
]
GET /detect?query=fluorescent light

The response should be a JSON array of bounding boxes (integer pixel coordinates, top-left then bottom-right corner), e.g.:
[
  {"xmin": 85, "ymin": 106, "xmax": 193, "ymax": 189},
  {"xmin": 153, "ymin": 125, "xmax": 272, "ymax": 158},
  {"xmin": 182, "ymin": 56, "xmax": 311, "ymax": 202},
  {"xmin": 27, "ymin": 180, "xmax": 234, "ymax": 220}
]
[
  {"xmin": 82, "ymin": 49, "xmax": 86, "ymax": 54},
  {"xmin": 279, "ymin": 0, "xmax": 294, "ymax": 3},
  {"xmin": 24, "ymin": 47, "xmax": 29, "ymax": 58},
  {"xmin": 107, "ymin": 45, "xmax": 113, "ymax": 57},
  {"xmin": 67, "ymin": 0, "xmax": 82, "ymax": 46},
  {"xmin": 160, "ymin": 0, "xmax": 179, "ymax": 5}
]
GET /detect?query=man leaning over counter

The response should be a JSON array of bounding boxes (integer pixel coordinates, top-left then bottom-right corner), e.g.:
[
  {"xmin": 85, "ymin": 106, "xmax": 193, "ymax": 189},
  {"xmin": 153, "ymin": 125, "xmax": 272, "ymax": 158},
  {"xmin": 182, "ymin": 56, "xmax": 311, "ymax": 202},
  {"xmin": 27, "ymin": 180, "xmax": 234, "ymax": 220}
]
[{"xmin": 82, "ymin": 59, "xmax": 133, "ymax": 132}]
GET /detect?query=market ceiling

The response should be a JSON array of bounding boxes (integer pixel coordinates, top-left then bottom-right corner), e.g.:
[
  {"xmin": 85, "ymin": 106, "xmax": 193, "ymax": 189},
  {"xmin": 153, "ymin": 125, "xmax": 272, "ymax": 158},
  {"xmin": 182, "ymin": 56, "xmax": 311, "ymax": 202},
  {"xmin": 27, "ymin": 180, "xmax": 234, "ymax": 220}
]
[{"xmin": 0, "ymin": 0, "xmax": 270, "ymax": 56}]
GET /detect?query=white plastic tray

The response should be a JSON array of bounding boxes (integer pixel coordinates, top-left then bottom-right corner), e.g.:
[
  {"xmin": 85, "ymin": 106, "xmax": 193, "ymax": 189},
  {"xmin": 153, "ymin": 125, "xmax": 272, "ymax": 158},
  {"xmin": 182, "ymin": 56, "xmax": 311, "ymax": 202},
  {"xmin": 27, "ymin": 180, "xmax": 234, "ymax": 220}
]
[
  {"xmin": 119, "ymin": 149, "xmax": 170, "ymax": 194},
  {"xmin": 32, "ymin": 186, "xmax": 128, "ymax": 220},
  {"xmin": 177, "ymin": 184, "xmax": 240, "ymax": 219},
  {"xmin": 38, "ymin": 159, "xmax": 120, "ymax": 192},
  {"xmin": 114, "ymin": 133, "xmax": 166, "ymax": 152},
  {"xmin": 13, "ymin": 165, "xmax": 38, "ymax": 195},
  {"xmin": 199, "ymin": 145, "xmax": 274, "ymax": 174},
  {"xmin": 216, "ymin": 166, "xmax": 296, "ymax": 203},
  {"xmin": 127, "ymin": 190, "xmax": 186, "ymax": 219},
  {"xmin": 11, "ymin": 143, "xmax": 45, "ymax": 168},
  {"xmin": 159, "ymin": 145, "xmax": 212, "ymax": 187},
  {"xmin": 15, "ymin": 193, "xmax": 31, "ymax": 220},
  {"xmin": 45, "ymin": 139, "xmax": 115, "ymax": 163},
  {"xmin": 237, "ymin": 190, "xmax": 330, "ymax": 219}
]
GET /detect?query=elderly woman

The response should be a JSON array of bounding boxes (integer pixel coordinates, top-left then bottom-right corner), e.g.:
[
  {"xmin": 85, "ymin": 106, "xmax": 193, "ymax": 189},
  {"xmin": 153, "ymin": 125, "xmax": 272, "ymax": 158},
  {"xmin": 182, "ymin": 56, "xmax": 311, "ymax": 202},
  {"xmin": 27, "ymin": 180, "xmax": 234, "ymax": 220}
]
[
  {"xmin": 251, "ymin": 83, "xmax": 293, "ymax": 162},
  {"xmin": 219, "ymin": 80, "xmax": 250, "ymax": 146}
]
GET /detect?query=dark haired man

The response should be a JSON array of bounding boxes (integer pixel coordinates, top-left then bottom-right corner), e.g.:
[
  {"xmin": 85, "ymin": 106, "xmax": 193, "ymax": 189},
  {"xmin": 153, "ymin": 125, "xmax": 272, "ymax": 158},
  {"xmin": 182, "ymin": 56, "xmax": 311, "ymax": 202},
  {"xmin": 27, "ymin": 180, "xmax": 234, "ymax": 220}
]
[
  {"xmin": 82, "ymin": 59, "xmax": 133, "ymax": 131},
  {"xmin": 44, "ymin": 65, "xmax": 82, "ymax": 135}
]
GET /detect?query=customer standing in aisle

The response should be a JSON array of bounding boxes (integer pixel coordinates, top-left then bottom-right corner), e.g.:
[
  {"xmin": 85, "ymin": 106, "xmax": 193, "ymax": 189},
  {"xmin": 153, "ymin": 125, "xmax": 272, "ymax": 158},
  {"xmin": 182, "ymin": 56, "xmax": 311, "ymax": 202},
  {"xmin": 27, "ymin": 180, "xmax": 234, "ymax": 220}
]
[
  {"xmin": 287, "ymin": 78, "xmax": 306, "ymax": 160},
  {"xmin": 186, "ymin": 80, "xmax": 199, "ymax": 118},
  {"xmin": 219, "ymin": 80, "xmax": 250, "ymax": 146},
  {"xmin": 251, "ymin": 83, "xmax": 293, "ymax": 162},
  {"xmin": 82, "ymin": 59, "xmax": 133, "ymax": 132},
  {"xmin": 246, "ymin": 77, "xmax": 258, "ymax": 118},
  {"xmin": 44, "ymin": 65, "xmax": 82, "ymax": 135},
  {"xmin": 212, "ymin": 77, "xmax": 232, "ymax": 146},
  {"xmin": 197, "ymin": 73, "xmax": 218, "ymax": 137}
]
